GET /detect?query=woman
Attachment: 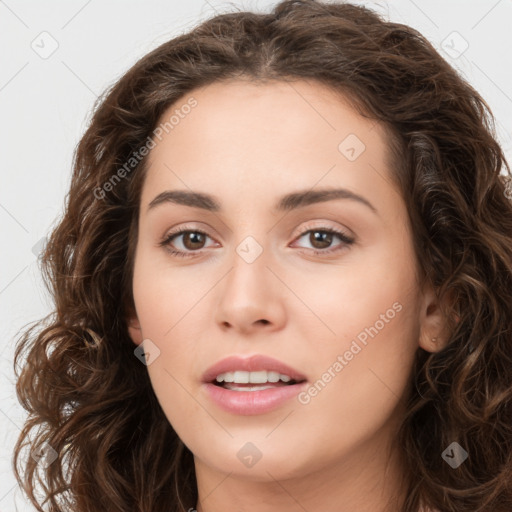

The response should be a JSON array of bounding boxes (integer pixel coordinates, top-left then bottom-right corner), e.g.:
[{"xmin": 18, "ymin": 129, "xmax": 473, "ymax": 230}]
[{"xmin": 13, "ymin": 1, "xmax": 512, "ymax": 511}]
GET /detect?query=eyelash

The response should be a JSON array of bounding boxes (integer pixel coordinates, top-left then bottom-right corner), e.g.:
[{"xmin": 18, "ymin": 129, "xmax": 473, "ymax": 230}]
[{"xmin": 159, "ymin": 224, "xmax": 355, "ymax": 259}]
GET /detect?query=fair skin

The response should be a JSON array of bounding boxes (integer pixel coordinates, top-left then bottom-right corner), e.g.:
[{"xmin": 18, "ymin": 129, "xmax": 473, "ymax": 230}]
[{"xmin": 128, "ymin": 79, "xmax": 447, "ymax": 512}]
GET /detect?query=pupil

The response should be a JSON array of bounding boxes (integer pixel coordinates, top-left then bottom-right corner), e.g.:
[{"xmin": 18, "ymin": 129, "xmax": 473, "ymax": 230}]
[
  {"xmin": 185, "ymin": 232, "xmax": 204, "ymax": 249},
  {"xmin": 312, "ymin": 231, "xmax": 331, "ymax": 249}
]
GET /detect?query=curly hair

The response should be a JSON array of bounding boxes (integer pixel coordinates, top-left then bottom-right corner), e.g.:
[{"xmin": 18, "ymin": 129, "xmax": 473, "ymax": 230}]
[{"xmin": 12, "ymin": 1, "xmax": 512, "ymax": 511}]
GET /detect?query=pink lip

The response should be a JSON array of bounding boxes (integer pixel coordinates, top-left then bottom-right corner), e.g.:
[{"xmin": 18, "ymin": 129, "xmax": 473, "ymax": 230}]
[
  {"xmin": 201, "ymin": 354, "xmax": 307, "ymax": 384},
  {"xmin": 201, "ymin": 354, "xmax": 308, "ymax": 416},
  {"xmin": 203, "ymin": 381, "xmax": 309, "ymax": 415}
]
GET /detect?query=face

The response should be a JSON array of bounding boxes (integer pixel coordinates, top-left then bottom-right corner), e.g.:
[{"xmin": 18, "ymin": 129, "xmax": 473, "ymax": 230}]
[{"xmin": 128, "ymin": 79, "xmax": 443, "ymax": 486}]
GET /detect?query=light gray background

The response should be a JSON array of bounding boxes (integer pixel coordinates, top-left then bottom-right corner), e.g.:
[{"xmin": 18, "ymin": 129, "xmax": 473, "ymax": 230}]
[{"xmin": 1, "ymin": 0, "xmax": 511, "ymax": 510}]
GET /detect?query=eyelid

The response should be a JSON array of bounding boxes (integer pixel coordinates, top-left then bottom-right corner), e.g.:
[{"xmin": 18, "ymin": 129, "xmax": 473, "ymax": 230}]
[
  {"xmin": 290, "ymin": 220, "xmax": 354, "ymax": 240},
  {"xmin": 162, "ymin": 220, "xmax": 352, "ymax": 240},
  {"xmin": 160, "ymin": 221, "xmax": 355, "ymax": 257},
  {"xmin": 160, "ymin": 224, "xmax": 218, "ymax": 249}
]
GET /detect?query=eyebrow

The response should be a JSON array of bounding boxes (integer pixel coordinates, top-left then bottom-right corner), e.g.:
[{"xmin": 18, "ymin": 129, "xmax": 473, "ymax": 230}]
[{"xmin": 147, "ymin": 188, "xmax": 378, "ymax": 215}]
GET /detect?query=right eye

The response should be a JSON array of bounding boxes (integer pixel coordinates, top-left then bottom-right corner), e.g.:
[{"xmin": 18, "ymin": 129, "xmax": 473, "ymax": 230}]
[{"xmin": 159, "ymin": 228, "xmax": 217, "ymax": 258}]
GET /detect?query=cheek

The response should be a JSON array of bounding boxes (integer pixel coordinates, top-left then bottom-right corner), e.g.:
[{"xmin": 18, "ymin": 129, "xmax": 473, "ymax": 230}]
[
  {"xmin": 131, "ymin": 245, "xmax": 206, "ymax": 338},
  {"xmin": 131, "ymin": 249, "xmax": 210, "ymax": 416},
  {"xmin": 289, "ymin": 301, "xmax": 420, "ymax": 473},
  {"xmin": 292, "ymin": 241, "xmax": 421, "ymax": 417},
  {"xmin": 287, "ymin": 234, "xmax": 419, "ymax": 349}
]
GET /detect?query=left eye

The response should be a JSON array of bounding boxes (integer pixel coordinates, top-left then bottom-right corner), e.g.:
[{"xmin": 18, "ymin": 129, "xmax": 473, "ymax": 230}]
[
  {"xmin": 293, "ymin": 228, "xmax": 354, "ymax": 253},
  {"xmin": 159, "ymin": 227, "xmax": 355, "ymax": 258}
]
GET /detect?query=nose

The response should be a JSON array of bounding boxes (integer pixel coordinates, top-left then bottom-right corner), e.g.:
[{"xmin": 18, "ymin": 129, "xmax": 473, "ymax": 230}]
[{"xmin": 213, "ymin": 240, "xmax": 286, "ymax": 335}]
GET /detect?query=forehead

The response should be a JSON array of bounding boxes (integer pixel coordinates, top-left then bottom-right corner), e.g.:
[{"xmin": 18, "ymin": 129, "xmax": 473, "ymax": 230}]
[{"xmin": 140, "ymin": 79, "xmax": 397, "ymax": 214}]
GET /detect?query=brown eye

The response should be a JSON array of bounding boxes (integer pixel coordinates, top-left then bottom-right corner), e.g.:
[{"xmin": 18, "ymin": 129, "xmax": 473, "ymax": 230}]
[
  {"xmin": 181, "ymin": 231, "xmax": 207, "ymax": 250},
  {"xmin": 160, "ymin": 225, "xmax": 354, "ymax": 259},
  {"xmin": 159, "ymin": 228, "xmax": 216, "ymax": 258},
  {"xmin": 293, "ymin": 227, "xmax": 355, "ymax": 255},
  {"xmin": 308, "ymin": 230, "xmax": 334, "ymax": 249}
]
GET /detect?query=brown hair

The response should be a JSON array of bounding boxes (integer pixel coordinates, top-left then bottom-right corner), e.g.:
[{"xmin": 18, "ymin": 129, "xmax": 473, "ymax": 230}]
[{"xmin": 12, "ymin": 1, "xmax": 512, "ymax": 511}]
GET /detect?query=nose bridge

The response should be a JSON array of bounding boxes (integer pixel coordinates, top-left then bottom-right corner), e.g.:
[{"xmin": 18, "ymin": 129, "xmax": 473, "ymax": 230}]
[
  {"xmin": 215, "ymin": 228, "xmax": 278, "ymax": 315},
  {"xmin": 234, "ymin": 233, "xmax": 267, "ymax": 266},
  {"xmin": 223, "ymin": 206, "xmax": 273, "ymax": 267},
  {"xmin": 217, "ymin": 199, "xmax": 286, "ymax": 286},
  {"xmin": 224, "ymin": 230, "xmax": 271, "ymax": 293},
  {"xmin": 211, "ymin": 210, "xmax": 293, "ymax": 332}
]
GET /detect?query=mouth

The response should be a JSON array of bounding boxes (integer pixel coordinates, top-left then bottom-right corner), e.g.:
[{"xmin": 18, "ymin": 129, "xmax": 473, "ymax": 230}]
[
  {"xmin": 201, "ymin": 354, "xmax": 308, "ymax": 415},
  {"xmin": 202, "ymin": 354, "xmax": 308, "ymax": 386},
  {"xmin": 211, "ymin": 370, "xmax": 307, "ymax": 391}
]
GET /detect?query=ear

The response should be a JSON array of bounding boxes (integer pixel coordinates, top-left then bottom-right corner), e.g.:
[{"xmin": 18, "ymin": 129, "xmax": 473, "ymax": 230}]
[
  {"xmin": 126, "ymin": 307, "xmax": 144, "ymax": 346},
  {"xmin": 418, "ymin": 281, "xmax": 452, "ymax": 353}
]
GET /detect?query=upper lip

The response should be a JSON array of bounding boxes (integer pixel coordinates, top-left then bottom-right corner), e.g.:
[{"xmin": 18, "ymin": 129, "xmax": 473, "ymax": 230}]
[{"xmin": 202, "ymin": 354, "xmax": 308, "ymax": 383}]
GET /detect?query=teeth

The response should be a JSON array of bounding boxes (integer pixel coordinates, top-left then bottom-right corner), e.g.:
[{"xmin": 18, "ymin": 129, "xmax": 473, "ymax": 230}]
[
  {"xmin": 215, "ymin": 370, "xmax": 294, "ymax": 384},
  {"xmin": 223, "ymin": 384, "xmax": 277, "ymax": 392}
]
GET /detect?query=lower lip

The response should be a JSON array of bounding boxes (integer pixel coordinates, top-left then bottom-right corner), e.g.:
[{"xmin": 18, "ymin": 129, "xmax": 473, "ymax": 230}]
[{"xmin": 203, "ymin": 382, "xmax": 308, "ymax": 415}]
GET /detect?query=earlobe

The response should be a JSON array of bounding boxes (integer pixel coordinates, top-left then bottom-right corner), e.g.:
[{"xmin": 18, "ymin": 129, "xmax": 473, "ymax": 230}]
[
  {"xmin": 418, "ymin": 284, "xmax": 451, "ymax": 353},
  {"xmin": 127, "ymin": 315, "xmax": 144, "ymax": 346}
]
